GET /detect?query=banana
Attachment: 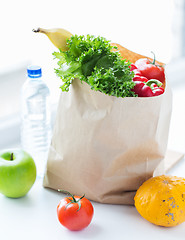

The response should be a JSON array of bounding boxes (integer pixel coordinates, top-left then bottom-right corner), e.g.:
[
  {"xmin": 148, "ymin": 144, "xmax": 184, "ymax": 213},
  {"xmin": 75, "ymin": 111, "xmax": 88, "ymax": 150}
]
[{"xmin": 33, "ymin": 27, "xmax": 73, "ymax": 51}]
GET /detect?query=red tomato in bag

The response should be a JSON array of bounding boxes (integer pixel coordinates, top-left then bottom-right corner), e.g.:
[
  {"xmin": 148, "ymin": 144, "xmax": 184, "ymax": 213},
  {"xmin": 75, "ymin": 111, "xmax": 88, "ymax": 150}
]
[
  {"xmin": 57, "ymin": 191, "xmax": 94, "ymax": 231},
  {"xmin": 135, "ymin": 54, "xmax": 165, "ymax": 84}
]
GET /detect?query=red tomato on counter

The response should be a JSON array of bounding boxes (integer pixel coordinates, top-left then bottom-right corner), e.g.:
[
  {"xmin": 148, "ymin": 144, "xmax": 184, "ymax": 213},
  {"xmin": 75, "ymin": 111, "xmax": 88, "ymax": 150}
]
[{"xmin": 57, "ymin": 191, "xmax": 94, "ymax": 231}]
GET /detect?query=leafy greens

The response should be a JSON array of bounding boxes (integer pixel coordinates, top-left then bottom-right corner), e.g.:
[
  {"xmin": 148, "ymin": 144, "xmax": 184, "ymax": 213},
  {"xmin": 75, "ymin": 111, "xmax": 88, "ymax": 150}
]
[{"xmin": 53, "ymin": 35, "xmax": 136, "ymax": 98}]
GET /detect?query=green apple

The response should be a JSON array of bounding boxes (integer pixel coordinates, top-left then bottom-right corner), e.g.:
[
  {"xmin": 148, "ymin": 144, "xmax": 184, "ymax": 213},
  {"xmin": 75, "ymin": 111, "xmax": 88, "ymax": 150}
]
[{"xmin": 0, "ymin": 148, "xmax": 36, "ymax": 198}]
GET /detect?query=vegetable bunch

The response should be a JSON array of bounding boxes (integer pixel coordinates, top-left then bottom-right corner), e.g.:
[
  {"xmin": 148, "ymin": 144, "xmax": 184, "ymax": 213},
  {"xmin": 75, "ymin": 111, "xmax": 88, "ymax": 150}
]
[
  {"xmin": 53, "ymin": 34, "xmax": 165, "ymax": 98},
  {"xmin": 53, "ymin": 35, "xmax": 136, "ymax": 98},
  {"xmin": 131, "ymin": 62, "xmax": 165, "ymax": 97}
]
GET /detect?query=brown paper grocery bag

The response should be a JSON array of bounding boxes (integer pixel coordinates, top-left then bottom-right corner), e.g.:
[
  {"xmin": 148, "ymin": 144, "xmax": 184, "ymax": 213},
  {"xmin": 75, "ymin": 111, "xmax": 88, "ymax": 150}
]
[{"xmin": 43, "ymin": 76, "xmax": 172, "ymax": 205}]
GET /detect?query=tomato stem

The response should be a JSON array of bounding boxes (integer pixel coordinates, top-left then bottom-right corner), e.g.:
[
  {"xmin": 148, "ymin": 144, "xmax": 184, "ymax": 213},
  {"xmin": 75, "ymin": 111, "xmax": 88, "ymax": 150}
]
[
  {"xmin": 151, "ymin": 51, "xmax": 156, "ymax": 65},
  {"xmin": 149, "ymin": 51, "xmax": 163, "ymax": 67},
  {"xmin": 58, "ymin": 190, "xmax": 77, "ymax": 202},
  {"xmin": 58, "ymin": 190, "xmax": 85, "ymax": 211}
]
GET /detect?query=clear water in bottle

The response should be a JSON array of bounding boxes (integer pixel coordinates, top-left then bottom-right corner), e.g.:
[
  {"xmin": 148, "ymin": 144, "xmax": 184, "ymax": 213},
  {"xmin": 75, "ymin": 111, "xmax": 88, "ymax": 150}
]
[{"xmin": 21, "ymin": 66, "xmax": 51, "ymax": 178}]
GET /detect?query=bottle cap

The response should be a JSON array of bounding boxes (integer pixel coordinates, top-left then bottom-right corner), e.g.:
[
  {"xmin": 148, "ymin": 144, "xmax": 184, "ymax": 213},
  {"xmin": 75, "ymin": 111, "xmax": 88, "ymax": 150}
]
[{"xmin": 27, "ymin": 65, "xmax": 42, "ymax": 78}]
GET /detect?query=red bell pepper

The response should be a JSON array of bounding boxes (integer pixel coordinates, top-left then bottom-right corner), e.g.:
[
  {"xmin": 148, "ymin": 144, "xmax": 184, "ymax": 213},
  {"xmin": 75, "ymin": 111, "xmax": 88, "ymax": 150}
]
[
  {"xmin": 133, "ymin": 75, "xmax": 148, "ymax": 82},
  {"xmin": 153, "ymin": 87, "xmax": 164, "ymax": 96},
  {"xmin": 133, "ymin": 69, "xmax": 142, "ymax": 76},
  {"xmin": 130, "ymin": 63, "xmax": 137, "ymax": 71},
  {"xmin": 133, "ymin": 81, "xmax": 153, "ymax": 97},
  {"xmin": 146, "ymin": 79, "xmax": 164, "ymax": 96},
  {"xmin": 133, "ymin": 79, "xmax": 164, "ymax": 97}
]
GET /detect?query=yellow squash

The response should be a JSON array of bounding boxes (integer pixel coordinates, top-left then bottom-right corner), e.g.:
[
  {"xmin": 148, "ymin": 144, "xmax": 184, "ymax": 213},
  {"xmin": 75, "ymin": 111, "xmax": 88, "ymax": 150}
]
[{"xmin": 134, "ymin": 175, "xmax": 185, "ymax": 227}]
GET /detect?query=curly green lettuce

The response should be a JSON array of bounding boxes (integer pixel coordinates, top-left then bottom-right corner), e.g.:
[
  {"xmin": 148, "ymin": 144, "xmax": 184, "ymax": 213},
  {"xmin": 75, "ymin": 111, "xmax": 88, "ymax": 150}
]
[{"xmin": 53, "ymin": 34, "xmax": 136, "ymax": 98}]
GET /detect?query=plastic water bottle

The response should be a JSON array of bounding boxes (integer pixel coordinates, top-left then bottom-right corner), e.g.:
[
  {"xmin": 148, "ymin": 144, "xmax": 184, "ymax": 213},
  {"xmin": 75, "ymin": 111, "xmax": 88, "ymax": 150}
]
[{"xmin": 21, "ymin": 65, "xmax": 51, "ymax": 178}]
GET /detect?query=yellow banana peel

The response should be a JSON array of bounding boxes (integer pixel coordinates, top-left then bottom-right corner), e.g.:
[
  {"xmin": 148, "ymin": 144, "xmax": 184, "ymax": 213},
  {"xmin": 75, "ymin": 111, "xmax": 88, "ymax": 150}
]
[{"xmin": 33, "ymin": 27, "xmax": 73, "ymax": 51}]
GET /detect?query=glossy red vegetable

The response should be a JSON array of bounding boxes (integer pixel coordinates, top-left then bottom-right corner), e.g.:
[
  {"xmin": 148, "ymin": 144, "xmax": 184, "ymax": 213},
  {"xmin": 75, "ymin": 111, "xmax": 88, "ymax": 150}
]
[
  {"xmin": 133, "ymin": 79, "xmax": 164, "ymax": 97},
  {"xmin": 153, "ymin": 87, "xmax": 164, "ymax": 96},
  {"xmin": 133, "ymin": 68, "xmax": 142, "ymax": 76},
  {"xmin": 130, "ymin": 63, "xmax": 138, "ymax": 71},
  {"xmin": 57, "ymin": 191, "xmax": 94, "ymax": 231},
  {"xmin": 133, "ymin": 75, "xmax": 148, "ymax": 82},
  {"xmin": 135, "ymin": 52, "xmax": 165, "ymax": 84},
  {"xmin": 133, "ymin": 81, "xmax": 153, "ymax": 97},
  {"xmin": 147, "ymin": 79, "xmax": 164, "ymax": 96}
]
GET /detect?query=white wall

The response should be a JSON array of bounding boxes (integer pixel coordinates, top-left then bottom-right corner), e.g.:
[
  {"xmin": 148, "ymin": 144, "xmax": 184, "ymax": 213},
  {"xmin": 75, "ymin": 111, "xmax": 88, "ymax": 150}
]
[
  {"xmin": 0, "ymin": 0, "xmax": 175, "ymax": 118},
  {"xmin": 1, "ymin": 0, "xmax": 174, "ymax": 70}
]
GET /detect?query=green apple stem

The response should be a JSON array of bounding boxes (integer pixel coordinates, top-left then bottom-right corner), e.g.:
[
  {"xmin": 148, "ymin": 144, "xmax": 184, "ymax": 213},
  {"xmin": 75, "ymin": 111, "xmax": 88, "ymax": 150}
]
[{"xmin": 10, "ymin": 153, "xmax": 14, "ymax": 161}]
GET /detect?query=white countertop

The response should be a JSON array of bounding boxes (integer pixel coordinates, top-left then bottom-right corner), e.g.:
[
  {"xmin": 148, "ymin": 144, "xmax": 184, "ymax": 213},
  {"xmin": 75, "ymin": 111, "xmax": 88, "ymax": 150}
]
[
  {"xmin": 0, "ymin": 167, "xmax": 184, "ymax": 240},
  {"xmin": 1, "ymin": 75, "xmax": 185, "ymax": 240}
]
